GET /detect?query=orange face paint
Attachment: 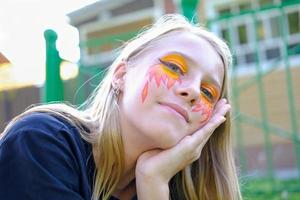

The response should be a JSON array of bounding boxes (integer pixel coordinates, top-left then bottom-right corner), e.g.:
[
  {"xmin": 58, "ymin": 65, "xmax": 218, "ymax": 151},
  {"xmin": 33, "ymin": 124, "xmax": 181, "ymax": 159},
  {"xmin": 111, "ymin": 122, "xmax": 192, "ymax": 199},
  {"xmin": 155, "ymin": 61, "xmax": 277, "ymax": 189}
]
[
  {"xmin": 141, "ymin": 54, "xmax": 187, "ymax": 103},
  {"xmin": 160, "ymin": 54, "xmax": 187, "ymax": 73},
  {"xmin": 141, "ymin": 81, "xmax": 149, "ymax": 103},
  {"xmin": 192, "ymin": 83, "xmax": 218, "ymax": 123},
  {"xmin": 201, "ymin": 83, "xmax": 219, "ymax": 103}
]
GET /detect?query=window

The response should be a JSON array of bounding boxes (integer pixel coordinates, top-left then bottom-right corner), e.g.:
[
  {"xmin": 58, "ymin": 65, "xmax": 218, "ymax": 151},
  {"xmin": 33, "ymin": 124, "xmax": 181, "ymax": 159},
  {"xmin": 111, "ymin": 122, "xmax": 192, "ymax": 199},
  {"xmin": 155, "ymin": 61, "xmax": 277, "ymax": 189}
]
[
  {"xmin": 218, "ymin": 7, "xmax": 231, "ymax": 16},
  {"xmin": 237, "ymin": 24, "xmax": 248, "ymax": 44},
  {"xmin": 257, "ymin": 20, "xmax": 265, "ymax": 40},
  {"xmin": 221, "ymin": 28, "xmax": 230, "ymax": 44},
  {"xmin": 245, "ymin": 53, "xmax": 256, "ymax": 64},
  {"xmin": 239, "ymin": 2, "xmax": 252, "ymax": 12},
  {"xmin": 288, "ymin": 11, "xmax": 300, "ymax": 34},
  {"xmin": 270, "ymin": 16, "xmax": 282, "ymax": 37},
  {"xmin": 266, "ymin": 48, "xmax": 281, "ymax": 60}
]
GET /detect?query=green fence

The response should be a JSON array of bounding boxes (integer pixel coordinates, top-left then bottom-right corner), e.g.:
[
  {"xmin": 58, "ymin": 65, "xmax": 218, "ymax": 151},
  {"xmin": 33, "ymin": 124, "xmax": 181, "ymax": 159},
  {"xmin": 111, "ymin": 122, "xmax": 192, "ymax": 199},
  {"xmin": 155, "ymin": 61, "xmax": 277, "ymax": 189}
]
[
  {"xmin": 207, "ymin": 0, "xmax": 300, "ymax": 176},
  {"xmin": 206, "ymin": 1, "xmax": 300, "ymax": 199}
]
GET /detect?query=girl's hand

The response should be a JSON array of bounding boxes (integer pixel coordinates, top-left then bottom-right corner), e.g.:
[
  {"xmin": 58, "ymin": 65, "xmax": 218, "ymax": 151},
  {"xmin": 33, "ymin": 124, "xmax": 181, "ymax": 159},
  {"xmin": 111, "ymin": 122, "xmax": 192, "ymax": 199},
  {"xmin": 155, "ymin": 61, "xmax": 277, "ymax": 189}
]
[{"xmin": 135, "ymin": 98, "xmax": 230, "ymax": 184}]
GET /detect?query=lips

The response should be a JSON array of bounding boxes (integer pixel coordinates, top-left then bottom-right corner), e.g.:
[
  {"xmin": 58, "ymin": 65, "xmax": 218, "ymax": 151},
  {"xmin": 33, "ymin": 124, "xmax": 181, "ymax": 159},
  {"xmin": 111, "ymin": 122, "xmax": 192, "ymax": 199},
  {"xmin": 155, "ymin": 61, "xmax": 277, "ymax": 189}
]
[{"xmin": 159, "ymin": 102, "xmax": 189, "ymax": 123}]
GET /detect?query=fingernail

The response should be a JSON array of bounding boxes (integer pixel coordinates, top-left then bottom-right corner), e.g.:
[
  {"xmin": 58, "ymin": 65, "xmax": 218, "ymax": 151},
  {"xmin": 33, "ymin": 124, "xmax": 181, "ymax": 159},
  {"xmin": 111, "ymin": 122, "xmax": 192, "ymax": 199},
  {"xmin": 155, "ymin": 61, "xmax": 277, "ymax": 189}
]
[{"xmin": 221, "ymin": 116, "xmax": 226, "ymax": 123}]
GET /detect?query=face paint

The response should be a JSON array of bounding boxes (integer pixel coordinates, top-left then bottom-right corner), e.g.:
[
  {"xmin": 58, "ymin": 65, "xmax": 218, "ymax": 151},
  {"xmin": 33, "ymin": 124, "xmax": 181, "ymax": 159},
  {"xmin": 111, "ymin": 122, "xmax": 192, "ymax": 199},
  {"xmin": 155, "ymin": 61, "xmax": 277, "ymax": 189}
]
[
  {"xmin": 192, "ymin": 98, "xmax": 213, "ymax": 123},
  {"xmin": 141, "ymin": 81, "xmax": 149, "ymax": 103},
  {"xmin": 192, "ymin": 84, "xmax": 219, "ymax": 123},
  {"xmin": 201, "ymin": 83, "xmax": 219, "ymax": 103},
  {"xmin": 141, "ymin": 54, "xmax": 187, "ymax": 103}
]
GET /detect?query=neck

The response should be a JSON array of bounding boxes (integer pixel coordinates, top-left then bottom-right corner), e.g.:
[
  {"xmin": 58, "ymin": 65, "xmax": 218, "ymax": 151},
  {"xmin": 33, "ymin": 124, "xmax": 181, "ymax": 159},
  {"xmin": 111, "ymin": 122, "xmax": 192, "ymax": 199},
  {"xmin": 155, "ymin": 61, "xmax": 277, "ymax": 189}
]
[
  {"xmin": 116, "ymin": 111, "xmax": 155, "ymax": 190},
  {"xmin": 111, "ymin": 111, "xmax": 156, "ymax": 200},
  {"xmin": 92, "ymin": 110, "xmax": 155, "ymax": 195}
]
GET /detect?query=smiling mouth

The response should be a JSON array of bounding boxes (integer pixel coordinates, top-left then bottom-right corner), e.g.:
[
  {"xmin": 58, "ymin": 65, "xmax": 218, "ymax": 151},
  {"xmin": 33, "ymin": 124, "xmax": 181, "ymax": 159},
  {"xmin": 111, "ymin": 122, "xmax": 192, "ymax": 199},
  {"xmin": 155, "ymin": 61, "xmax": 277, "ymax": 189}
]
[{"xmin": 159, "ymin": 102, "xmax": 189, "ymax": 123}]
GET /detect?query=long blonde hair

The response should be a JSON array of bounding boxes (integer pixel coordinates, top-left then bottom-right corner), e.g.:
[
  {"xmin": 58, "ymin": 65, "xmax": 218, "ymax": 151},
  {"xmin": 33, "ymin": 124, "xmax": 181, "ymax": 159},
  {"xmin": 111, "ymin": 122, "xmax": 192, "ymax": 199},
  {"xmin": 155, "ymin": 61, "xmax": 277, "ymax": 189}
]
[{"xmin": 1, "ymin": 14, "xmax": 242, "ymax": 200}]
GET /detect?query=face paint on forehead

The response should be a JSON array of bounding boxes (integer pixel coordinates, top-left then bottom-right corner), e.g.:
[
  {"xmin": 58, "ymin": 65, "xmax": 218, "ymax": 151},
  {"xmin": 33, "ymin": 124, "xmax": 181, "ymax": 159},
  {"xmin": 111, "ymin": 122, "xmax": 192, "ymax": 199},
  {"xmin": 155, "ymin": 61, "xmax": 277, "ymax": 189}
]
[{"xmin": 192, "ymin": 97, "xmax": 213, "ymax": 124}]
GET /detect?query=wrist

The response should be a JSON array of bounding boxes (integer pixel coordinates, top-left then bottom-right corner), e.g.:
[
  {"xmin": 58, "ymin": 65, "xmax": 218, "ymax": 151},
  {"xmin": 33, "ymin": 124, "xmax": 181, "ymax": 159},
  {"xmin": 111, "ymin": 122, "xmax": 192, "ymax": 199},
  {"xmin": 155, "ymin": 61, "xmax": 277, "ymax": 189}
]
[
  {"xmin": 135, "ymin": 164, "xmax": 170, "ymax": 185},
  {"xmin": 136, "ymin": 174, "xmax": 169, "ymax": 200}
]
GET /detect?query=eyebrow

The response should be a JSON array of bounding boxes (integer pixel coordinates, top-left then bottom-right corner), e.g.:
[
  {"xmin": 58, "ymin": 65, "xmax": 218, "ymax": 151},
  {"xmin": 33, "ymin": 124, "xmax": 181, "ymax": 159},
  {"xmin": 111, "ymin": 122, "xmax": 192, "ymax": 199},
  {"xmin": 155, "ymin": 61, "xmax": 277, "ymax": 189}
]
[{"xmin": 163, "ymin": 51, "xmax": 223, "ymax": 90}]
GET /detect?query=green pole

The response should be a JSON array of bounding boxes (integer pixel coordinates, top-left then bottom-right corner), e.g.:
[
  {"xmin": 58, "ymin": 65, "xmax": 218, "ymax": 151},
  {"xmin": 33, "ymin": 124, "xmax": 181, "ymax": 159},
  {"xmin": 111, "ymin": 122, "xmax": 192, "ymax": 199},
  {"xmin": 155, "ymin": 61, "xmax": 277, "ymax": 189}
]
[
  {"xmin": 279, "ymin": 7, "xmax": 300, "ymax": 177},
  {"xmin": 207, "ymin": 18, "xmax": 248, "ymax": 175},
  {"xmin": 181, "ymin": 0, "xmax": 200, "ymax": 23},
  {"xmin": 252, "ymin": 13, "xmax": 274, "ymax": 180},
  {"xmin": 43, "ymin": 29, "xmax": 63, "ymax": 102}
]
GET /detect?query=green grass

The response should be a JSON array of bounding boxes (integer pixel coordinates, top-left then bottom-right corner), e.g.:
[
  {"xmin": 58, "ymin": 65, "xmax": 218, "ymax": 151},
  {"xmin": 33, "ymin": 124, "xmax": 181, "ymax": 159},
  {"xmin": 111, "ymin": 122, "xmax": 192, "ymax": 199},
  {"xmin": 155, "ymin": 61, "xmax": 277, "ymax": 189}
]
[{"xmin": 241, "ymin": 178, "xmax": 300, "ymax": 200}]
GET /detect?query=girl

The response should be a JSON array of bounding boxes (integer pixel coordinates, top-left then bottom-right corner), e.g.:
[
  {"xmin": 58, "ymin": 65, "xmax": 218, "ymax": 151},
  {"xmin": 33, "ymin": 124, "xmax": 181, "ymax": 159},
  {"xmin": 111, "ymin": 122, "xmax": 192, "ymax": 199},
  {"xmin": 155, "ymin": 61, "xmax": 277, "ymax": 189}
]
[{"xmin": 0, "ymin": 14, "xmax": 242, "ymax": 200}]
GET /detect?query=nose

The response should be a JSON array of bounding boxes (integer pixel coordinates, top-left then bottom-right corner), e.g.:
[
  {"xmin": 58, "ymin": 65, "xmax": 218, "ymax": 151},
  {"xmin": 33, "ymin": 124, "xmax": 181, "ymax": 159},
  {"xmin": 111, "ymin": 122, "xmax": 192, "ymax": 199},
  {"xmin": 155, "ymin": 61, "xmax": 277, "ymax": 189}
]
[{"xmin": 176, "ymin": 81, "xmax": 200, "ymax": 106}]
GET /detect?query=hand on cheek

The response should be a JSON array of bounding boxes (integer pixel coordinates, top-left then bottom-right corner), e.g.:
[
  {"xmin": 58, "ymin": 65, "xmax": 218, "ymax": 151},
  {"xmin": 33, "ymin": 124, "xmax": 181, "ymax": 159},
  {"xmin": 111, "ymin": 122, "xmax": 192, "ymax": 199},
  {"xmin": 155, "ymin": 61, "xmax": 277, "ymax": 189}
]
[
  {"xmin": 136, "ymin": 98, "xmax": 230, "ymax": 184},
  {"xmin": 192, "ymin": 84, "xmax": 219, "ymax": 125}
]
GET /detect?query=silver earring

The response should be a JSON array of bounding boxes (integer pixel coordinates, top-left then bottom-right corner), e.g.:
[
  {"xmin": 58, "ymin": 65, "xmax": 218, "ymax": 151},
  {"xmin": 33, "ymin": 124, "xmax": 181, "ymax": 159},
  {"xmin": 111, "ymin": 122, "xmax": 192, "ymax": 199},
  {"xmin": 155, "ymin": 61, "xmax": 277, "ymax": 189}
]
[{"xmin": 113, "ymin": 86, "xmax": 120, "ymax": 97}]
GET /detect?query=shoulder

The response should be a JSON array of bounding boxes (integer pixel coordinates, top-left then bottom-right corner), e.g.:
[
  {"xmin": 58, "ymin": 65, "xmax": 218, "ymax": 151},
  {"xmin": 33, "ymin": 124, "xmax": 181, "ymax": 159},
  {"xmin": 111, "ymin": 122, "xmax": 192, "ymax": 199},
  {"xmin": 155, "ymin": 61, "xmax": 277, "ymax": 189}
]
[
  {"xmin": 0, "ymin": 111, "xmax": 91, "ymax": 171},
  {"xmin": 0, "ymin": 112, "xmax": 94, "ymax": 200},
  {"xmin": 7, "ymin": 112, "xmax": 74, "ymax": 134},
  {"xmin": 1, "ymin": 112, "xmax": 85, "ymax": 151}
]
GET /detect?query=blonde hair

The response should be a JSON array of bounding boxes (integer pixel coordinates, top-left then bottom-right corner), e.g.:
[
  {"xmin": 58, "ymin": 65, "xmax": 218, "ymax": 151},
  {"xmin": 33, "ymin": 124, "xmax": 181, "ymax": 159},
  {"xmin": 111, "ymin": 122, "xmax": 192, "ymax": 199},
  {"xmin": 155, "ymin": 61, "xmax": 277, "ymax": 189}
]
[{"xmin": 1, "ymin": 14, "xmax": 242, "ymax": 200}]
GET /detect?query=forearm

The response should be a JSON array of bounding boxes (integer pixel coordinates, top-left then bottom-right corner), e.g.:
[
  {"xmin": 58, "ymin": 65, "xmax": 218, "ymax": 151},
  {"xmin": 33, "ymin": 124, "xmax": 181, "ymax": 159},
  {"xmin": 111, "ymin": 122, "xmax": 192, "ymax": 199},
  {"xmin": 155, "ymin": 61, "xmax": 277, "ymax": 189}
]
[{"xmin": 136, "ymin": 175, "xmax": 170, "ymax": 200}]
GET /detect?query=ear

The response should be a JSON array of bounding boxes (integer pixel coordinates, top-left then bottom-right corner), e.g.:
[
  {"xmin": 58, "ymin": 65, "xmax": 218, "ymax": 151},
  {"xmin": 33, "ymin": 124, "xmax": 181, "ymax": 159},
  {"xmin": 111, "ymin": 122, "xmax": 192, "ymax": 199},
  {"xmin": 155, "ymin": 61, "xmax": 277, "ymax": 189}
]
[{"xmin": 112, "ymin": 61, "xmax": 127, "ymax": 91}]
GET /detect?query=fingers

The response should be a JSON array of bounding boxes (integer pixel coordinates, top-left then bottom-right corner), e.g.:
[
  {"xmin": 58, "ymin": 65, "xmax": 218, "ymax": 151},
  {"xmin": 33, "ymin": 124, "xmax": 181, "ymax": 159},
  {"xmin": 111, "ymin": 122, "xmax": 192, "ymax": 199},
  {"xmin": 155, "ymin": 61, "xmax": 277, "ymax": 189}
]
[
  {"xmin": 211, "ymin": 98, "xmax": 230, "ymax": 122},
  {"xmin": 213, "ymin": 98, "xmax": 229, "ymax": 115},
  {"xmin": 193, "ymin": 98, "xmax": 230, "ymax": 145}
]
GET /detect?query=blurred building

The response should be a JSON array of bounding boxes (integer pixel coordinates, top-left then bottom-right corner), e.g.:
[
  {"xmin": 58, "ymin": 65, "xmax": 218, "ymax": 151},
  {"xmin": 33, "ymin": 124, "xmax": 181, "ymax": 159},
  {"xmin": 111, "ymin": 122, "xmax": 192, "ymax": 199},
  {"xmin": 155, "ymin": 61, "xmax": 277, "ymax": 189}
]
[
  {"xmin": 200, "ymin": 0, "xmax": 300, "ymax": 178},
  {"xmin": 202, "ymin": 0, "xmax": 300, "ymax": 72},
  {"xmin": 68, "ymin": 0, "xmax": 179, "ymax": 68},
  {"xmin": 0, "ymin": 52, "xmax": 40, "ymax": 132}
]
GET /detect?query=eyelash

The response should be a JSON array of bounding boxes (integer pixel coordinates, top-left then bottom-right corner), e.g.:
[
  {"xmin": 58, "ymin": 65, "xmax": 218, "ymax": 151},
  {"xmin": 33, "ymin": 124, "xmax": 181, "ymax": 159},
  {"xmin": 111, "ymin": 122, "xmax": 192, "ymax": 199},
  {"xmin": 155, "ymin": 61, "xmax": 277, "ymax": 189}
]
[
  {"xmin": 159, "ymin": 59, "xmax": 184, "ymax": 75},
  {"xmin": 159, "ymin": 58, "xmax": 216, "ymax": 101},
  {"xmin": 201, "ymin": 87, "xmax": 214, "ymax": 102}
]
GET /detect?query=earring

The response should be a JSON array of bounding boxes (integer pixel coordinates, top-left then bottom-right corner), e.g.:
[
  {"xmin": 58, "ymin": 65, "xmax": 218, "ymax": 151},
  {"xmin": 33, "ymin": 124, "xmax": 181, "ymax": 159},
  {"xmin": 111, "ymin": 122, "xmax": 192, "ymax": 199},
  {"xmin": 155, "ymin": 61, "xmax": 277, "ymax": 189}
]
[{"xmin": 113, "ymin": 86, "xmax": 120, "ymax": 97}]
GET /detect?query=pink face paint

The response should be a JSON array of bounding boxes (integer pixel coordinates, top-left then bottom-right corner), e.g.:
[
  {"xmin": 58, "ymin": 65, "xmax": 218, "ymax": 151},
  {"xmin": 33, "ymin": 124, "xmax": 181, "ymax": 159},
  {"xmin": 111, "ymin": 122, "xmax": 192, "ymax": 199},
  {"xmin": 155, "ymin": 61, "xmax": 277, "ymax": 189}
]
[
  {"xmin": 140, "ymin": 64, "xmax": 182, "ymax": 103},
  {"xmin": 149, "ymin": 65, "xmax": 182, "ymax": 88},
  {"xmin": 192, "ymin": 97, "xmax": 213, "ymax": 123}
]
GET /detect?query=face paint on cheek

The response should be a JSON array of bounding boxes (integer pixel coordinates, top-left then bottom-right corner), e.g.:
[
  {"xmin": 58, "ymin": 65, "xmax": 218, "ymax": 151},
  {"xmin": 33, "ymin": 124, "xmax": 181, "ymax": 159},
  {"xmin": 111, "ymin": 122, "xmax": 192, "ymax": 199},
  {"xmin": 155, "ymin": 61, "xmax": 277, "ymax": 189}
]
[
  {"xmin": 150, "ymin": 65, "xmax": 182, "ymax": 88},
  {"xmin": 141, "ymin": 81, "xmax": 149, "ymax": 103},
  {"xmin": 140, "ymin": 65, "xmax": 182, "ymax": 103},
  {"xmin": 192, "ymin": 97, "xmax": 213, "ymax": 124}
]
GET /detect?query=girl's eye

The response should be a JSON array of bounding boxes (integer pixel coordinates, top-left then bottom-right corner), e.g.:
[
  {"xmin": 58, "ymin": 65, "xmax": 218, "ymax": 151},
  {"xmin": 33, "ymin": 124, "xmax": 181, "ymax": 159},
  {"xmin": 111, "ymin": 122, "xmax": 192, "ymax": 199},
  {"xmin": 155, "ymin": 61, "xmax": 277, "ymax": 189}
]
[
  {"xmin": 159, "ymin": 59, "xmax": 184, "ymax": 75},
  {"xmin": 201, "ymin": 87, "xmax": 214, "ymax": 102}
]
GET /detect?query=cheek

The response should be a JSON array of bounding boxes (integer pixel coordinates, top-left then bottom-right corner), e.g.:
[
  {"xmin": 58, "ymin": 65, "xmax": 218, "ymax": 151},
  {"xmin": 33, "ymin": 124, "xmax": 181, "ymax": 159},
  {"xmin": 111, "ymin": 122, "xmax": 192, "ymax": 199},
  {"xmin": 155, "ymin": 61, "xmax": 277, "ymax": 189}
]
[
  {"xmin": 192, "ymin": 98, "xmax": 213, "ymax": 124},
  {"xmin": 140, "ymin": 65, "xmax": 182, "ymax": 103}
]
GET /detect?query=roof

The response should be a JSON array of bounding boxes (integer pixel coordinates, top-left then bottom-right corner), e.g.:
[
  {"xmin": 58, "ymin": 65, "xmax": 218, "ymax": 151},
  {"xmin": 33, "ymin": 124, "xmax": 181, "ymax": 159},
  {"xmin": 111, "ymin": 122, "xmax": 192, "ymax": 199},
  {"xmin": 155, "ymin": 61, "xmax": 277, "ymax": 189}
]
[
  {"xmin": 0, "ymin": 52, "xmax": 10, "ymax": 65},
  {"xmin": 67, "ymin": 0, "xmax": 132, "ymax": 27}
]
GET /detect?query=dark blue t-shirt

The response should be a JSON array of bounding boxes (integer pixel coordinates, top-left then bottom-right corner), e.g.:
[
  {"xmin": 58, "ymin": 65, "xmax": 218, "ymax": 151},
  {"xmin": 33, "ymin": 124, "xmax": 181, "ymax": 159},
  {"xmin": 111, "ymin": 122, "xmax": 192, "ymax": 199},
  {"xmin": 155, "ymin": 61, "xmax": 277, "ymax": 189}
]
[{"xmin": 0, "ymin": 112, "xmax": 136, "ymax": 200}]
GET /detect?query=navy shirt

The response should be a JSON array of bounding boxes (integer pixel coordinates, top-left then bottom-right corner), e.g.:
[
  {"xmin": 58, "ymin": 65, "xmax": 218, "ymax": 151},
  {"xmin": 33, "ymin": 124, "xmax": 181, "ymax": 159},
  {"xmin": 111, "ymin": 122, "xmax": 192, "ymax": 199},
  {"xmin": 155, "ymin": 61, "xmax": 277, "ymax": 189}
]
[{"xmin": 0, "ymin": 112, "xmax": 137, "ymax": 200}]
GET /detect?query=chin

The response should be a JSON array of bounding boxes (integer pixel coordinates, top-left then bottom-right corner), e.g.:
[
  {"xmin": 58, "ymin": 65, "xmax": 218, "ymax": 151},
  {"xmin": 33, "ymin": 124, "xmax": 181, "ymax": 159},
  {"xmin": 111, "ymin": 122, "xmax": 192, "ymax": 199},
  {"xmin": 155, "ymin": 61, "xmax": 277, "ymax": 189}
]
[
  {"xmin": 152, "ymin": 131, "xmax": 183, "ymax": 149},
  {"xmin": 138, "ymin": 112, "xmax": 187, "ymax": 149}
]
